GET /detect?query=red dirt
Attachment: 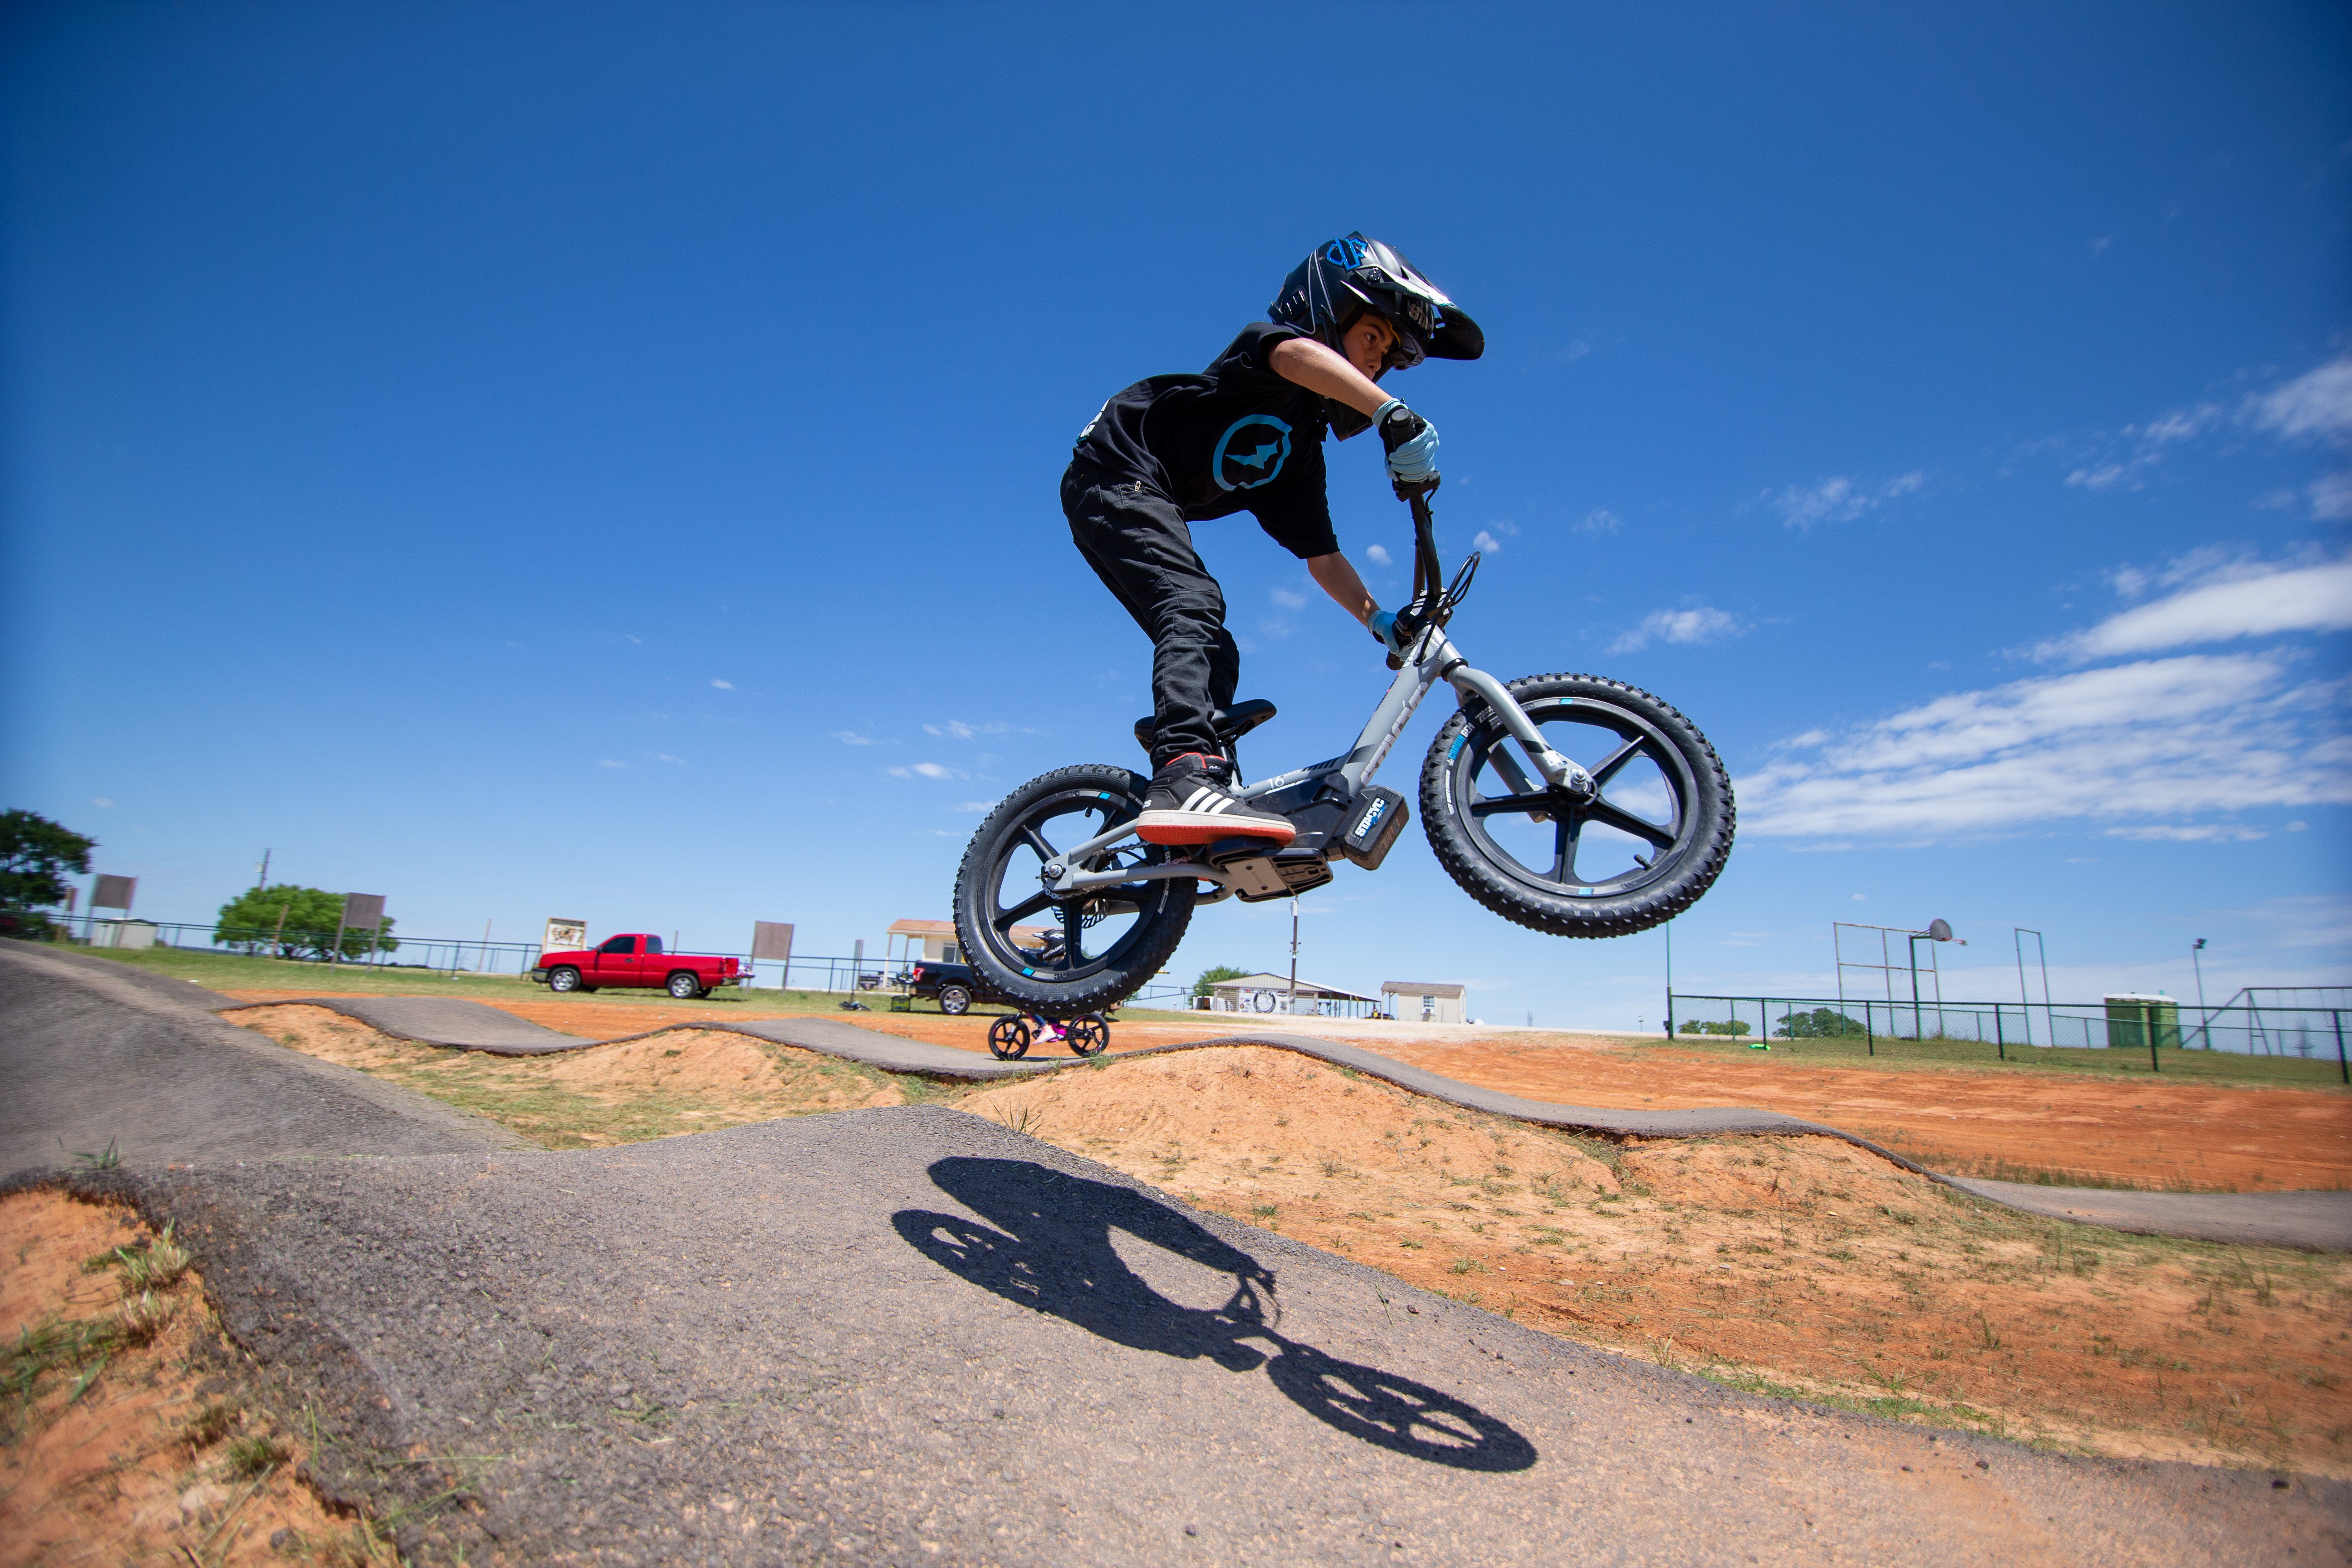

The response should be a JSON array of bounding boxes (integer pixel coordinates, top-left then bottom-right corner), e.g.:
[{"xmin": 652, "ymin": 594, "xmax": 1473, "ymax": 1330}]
[
  {"xmin": 960, "ymin": 1047, "xmax": 2352, "ymax": 1475},
  {"xmin": 0, "ymin": 1191, "xmax": 391, "ymax": 1565}
]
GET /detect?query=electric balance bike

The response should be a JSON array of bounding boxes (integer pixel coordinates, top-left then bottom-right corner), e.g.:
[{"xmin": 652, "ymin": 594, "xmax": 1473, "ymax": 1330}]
[{"xmin": 952, "ymin": 480, "xmax": 1736, "ymax": 1020}]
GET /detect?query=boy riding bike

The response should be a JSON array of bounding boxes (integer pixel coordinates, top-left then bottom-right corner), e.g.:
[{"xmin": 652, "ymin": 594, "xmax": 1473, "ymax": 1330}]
[{"xmin": 1064, "ymin": 234, "xmax": 1484, "ymax": 847}]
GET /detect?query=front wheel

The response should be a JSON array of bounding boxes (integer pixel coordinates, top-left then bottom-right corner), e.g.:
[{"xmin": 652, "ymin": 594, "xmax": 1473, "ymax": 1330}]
[
  {"xmin": 1422, "ymin": 673, "xmax": 1733, "ymax": 937},
  {"xmin": 547, "ymin": 966, "xmax": 583, "ymax": 994},
  {"xmin": 953, "ymin": 764, "xmax": 1196, "ymax": 1017},
  {"xmin": 987, "ymin": 1016, "xmax": 1032, "ymax": 1060}
]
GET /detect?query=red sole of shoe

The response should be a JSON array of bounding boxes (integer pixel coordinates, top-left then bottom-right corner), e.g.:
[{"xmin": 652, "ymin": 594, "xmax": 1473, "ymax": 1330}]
[{"xmin": 1135, "ymin": 821, "xmax": 1296, "ymax": 846}]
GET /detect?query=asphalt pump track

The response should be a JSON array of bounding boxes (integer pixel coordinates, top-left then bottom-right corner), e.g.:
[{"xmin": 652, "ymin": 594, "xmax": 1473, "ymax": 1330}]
[{"xmin": 3, "ymin": 942, "xmax": 2344, "ymax": 1564}]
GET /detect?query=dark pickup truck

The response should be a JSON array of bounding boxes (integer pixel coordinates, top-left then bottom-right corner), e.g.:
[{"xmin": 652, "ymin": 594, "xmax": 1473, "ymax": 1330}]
[{"xmin": 904, "ymin": 960, "xmax": 993, "ymax": 1015}]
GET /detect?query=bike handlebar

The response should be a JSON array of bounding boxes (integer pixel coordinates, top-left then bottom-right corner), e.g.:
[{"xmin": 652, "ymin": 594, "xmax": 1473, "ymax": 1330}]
[{"xmin": 1385, "ymin": 480, "xmax": 1450, "ymax": 670}]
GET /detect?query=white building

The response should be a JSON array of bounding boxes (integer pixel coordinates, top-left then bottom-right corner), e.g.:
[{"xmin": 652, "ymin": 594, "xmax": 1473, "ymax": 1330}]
[
  {"xmin": 1204, "ymin": 973, "xmax": 1380, "ymax": 1017},
  {"xmin": 1381, "ymin": 980, "xmax": 1466, "ymax": 1024}
]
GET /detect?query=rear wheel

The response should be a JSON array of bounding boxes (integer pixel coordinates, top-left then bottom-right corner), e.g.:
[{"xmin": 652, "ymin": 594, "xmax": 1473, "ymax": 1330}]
[
  {"xmin": 954, "ymin": 764, "xmax": 1196, "ymax": 1017},
  {"xmin": 1421, "ymin": 673, "xmax": 1733, "ymax": 937},
  {"xmin": 666, "ymin": 971, "xmax": 705, "ymax": 1000},
  {"xmin": 938, "ymin": 985, "xmax": 972, "ymax": 1016}
]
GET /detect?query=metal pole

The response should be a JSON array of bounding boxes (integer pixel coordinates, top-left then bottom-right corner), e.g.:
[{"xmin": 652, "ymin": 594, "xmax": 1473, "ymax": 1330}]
[
  {"xmin": 2191, "ymin": 939, "xmax": 2210, "ymax": 1049},
  {"xmin": 2335, "ymin": 1011, "xmax": 2347, "ymax": 1087},
  {"xmin": 1664, "ymin": 920, "xmax": 1674, "ymax": 1038},
  {"xmin": 331, "ymin": 904, "xmax": 348, "ymax": 967},
  {"xmin": 1288, "ymin": 896, "xmax": 1300, "ymax": 1011},
  {"xmin": 1994, "ymin": 1004, "xmax": 2005, "ymax": 1062},
  {"xmin": 1907, "ymin": 935, "xmax": 1923, "ymax": 1042},
  {"xmin": 2148, "ymin": 1001, "xmax": 2161, "ymax": 1073}
]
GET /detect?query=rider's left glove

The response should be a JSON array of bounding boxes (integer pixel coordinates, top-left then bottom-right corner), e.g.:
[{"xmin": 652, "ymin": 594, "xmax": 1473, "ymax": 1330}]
[{"xmin": 1375, "ymin": 398, "xmax": 1439, "ymax": 487}]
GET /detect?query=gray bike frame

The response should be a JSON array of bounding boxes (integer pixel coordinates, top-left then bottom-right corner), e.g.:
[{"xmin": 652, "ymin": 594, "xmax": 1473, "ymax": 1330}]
[{"xmin": 1038, "ymin": 623, "xmax": 1596, "ymax": 900}]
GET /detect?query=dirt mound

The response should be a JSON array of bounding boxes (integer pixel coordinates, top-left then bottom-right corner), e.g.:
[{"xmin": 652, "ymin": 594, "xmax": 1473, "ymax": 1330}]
[
  {"xmin": 0, "ymin": 1190, "xmax": 390, "ymax": 1565},
  {"xmin": 963, "ymin": 1046, "xmax": 2352, "ymax": 1475},
  {"xmin": 235, "ymin": 1005, "xmax": 910, "ymax": 1147}
]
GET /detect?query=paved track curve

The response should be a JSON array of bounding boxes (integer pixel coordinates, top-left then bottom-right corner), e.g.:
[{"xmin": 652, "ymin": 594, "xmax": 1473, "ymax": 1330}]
[{"xmin": 231, "ymin": 993, "xmax": 2352, "ymax": 1250}]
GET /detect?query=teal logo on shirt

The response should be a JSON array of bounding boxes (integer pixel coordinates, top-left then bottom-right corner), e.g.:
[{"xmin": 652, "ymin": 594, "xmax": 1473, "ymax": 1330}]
[{"xmin": 1212, "ymin": 415, "xmax": 1293, "ymax": 491}]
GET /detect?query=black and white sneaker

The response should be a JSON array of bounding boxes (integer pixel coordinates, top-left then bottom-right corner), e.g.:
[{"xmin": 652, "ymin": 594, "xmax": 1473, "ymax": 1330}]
[{"xmin": 1134, "ymin": 753, "xmax": 1296, "ymax": 846}]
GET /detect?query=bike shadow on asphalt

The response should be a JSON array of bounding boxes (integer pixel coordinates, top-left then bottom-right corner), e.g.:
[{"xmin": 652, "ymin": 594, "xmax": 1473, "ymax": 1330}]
[{"xmin": 893, "ymin": 1157, "xmax": 1537, "ymax": 1473}]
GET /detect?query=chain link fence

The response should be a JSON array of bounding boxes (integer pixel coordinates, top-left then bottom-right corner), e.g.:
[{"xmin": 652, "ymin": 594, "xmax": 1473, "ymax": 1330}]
[{"xmin": 1668, "ymin": 992, "xmax": 2349, "ymax": 1080}]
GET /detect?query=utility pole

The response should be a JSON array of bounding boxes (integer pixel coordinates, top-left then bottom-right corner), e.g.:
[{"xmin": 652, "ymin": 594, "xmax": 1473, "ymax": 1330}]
[
  {"xmin": 2191, "ymin": 938, "xmax": 2210, "ymax": 1049},
  {"xmin": 1288, "ymin": 896, "xmax": 1300, "ymax": 1011},
  {"xmin": 255, "ymin": 849, "xmax": 271, "ymax": 889},
  {"xmin": 1663, "ymin": 919, "xmax": 1674, "ymax": 1038}
]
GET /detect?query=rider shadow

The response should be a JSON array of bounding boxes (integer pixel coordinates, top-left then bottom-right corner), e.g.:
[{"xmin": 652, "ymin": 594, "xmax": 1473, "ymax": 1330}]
[{"xmin": 892, "ymin": 1157, "xmax": 1537, "ymax": 1473}]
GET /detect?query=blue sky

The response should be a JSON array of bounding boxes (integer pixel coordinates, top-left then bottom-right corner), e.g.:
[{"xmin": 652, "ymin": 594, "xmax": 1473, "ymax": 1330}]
[{"xmin": 4, "ymin": 1, "xmax": 2347, "ymax": 1024}]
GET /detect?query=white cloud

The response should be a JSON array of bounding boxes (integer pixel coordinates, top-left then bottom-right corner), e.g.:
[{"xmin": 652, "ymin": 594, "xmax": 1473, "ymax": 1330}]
[
  {"xmin": 955, "ymin": 799, "xmax": 1000, "ymax": 813},
  {"xmin": 2059, "ymin": 357, "xmax": 2351, "ymax": 507},
  {"xmin": 1558, "ymin": 339, "xmax": 1590, "ymax": 363},
  {"xmin": 656, "ymin": 754, "xmax": 686, "ymax": 765},
  {"xmin": 2250, "ymin": 356, "xmax": 2352, "ymax": 445},
  {"xmin": 2105, "ymin": 823, "xmax": 2269, "ymax": 843},
  {"xmin": 1270, "ymin": 586, "xmax": 1308, "ymax": 609},
  {"xmin": 90, "ymin": 797, "xmax": 113, "ymax": 808},
  {"xmin": 1766, "ymin": 471, "xmax": 1924, "ymax": 530},
  {"xmin": 1741, "ymin": 652, "xmax": 2351, "ymax": 841},
  {"xmin": 710, "ymin": 678, "xmax": 734, "ymax": 690},
  {"xmin": 1473, "ymin": 530, "xmax": 1504, "ymax": 554},
  {"xmin": 1365, "ymin": 543, "xmax": 1392, "ymax": 566},
  {"xmin": 1609, "ymin": 606, "xmax": 1742, "ymax": 654},
  {"xmin": 1574, "ymin": 509, "xmax": 1620, "ymax": 535},
  {"xmin": 598, "ymin": 760, "xmax": 623, "ymax": 769},
  {"xmin": 833, "ymin": 730, "xmax": 878, "ymax": 745},
  {"xmin": 2035, "ymin": 555, "xmax": 2352, "ymax": 661},
  {"xmin": 890, "ymin": 762, "xmax": 962, "ymax": 780},
  {"xmin": 923, "ymin": 720, "xmax": 1011, "ymax": 740}
]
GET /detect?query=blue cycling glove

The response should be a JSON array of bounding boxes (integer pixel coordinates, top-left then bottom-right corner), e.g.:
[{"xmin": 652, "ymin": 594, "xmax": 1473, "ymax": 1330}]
[
  {"xmin": 1374, "ymin": 398, "xmax": 1439, "ymax": 487},
  {"xmin": 1369, "ymin": 608, "xmax": 1408, "ymax": 656}
]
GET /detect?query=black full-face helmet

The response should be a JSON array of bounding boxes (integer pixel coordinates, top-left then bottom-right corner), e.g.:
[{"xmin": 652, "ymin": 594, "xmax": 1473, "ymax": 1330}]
[{"xmin": 1269, "ymin": 232, "xmax": 1485, "ymax": 373}]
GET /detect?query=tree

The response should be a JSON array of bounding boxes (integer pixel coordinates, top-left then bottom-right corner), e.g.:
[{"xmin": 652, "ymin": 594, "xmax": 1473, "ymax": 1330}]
[
  {"xmin": 1193, "ymin": 964, "xmax": 1251, "ymax": 999},
  {"xmin": 1777, "ymin": 1006, "xmax": 1867, "ymax": 1039},
  {"xmin": 0, "ymin": 810, "xmax": 96, "ymax": 935},
  {"xmin": 215, "ymin": 886, "xmax": 398, "ymax": 961}
]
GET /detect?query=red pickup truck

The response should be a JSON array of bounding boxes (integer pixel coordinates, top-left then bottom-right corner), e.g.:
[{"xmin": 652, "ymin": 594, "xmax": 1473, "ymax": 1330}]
[{"xmin": 529, "ymin": 934, "xmax": 745, "ymax": 1000}]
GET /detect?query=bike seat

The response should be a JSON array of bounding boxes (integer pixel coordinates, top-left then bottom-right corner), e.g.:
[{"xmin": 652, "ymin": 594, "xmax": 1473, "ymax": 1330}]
[{"xmin": 1133, "ymin": 699, "xmax": 1278, "ymax": 754}]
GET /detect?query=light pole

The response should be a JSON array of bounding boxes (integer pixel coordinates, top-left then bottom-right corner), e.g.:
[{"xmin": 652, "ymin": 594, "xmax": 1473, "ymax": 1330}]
[
  {"xmin": 1288, "ymin": 895, "xmax": 1300, "ymax": 1013},
  {"xmin": 2191, "ymin": 938, "xmax": 2210, "ymax": 1049},
  {"xmin": 1906, "ymin": 919, "xmax": 1961, "ymax": 1040}
]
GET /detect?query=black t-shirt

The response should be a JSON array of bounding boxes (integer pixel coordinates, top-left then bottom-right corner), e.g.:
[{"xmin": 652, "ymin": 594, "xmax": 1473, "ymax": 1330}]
[{"xmin": 1071, "ymin": 323, "xmax": 1339, "ymax": 559}]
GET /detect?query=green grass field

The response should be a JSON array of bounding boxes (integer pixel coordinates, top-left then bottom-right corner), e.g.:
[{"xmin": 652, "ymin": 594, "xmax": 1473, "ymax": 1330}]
[
  {"xmin": 50, "ymin": 941, "xmax": 1210, "ymax": 1021},
  {"xmin": 1642, "ymin": 1029, "xmax": 2350, "ymax": 1088}
]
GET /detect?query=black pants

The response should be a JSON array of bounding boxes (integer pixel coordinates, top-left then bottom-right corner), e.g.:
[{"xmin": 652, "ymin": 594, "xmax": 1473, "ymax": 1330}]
[{"xmin": 1063, "ymin": 463, "xmax": 1239, "ymax": 771}]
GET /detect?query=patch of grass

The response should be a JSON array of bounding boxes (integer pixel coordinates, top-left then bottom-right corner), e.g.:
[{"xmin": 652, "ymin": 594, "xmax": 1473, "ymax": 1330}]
[
  {"xmin": 184, "ymin": 1401, "xmax": 239, "ymax": 1448},
  {"xmin": 4, "ymin": 1313, "xmax": 125, "ymax": 1434},
  {"xmin": 991, "ymin": 1102, "xmax": 1047, "ymax": 1138},
  {"xmin": 224, "ymin": 1433, "xmax": 287, "ymax": 1478},
  {"xmin": 116, "ymin": 1289, "xmax": 175, "ymax": 1346},
  {"xmin": 1635, "ymin": 1031, "xmax": 2349, "ymax": 1090},
  {"xmin": 64, "ymin": 1137, "xmax": 121, "ymax": 1170},
  {"xmin": 111, "ymin": 1220, "xmax": 191, "ymax": 1290}
]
